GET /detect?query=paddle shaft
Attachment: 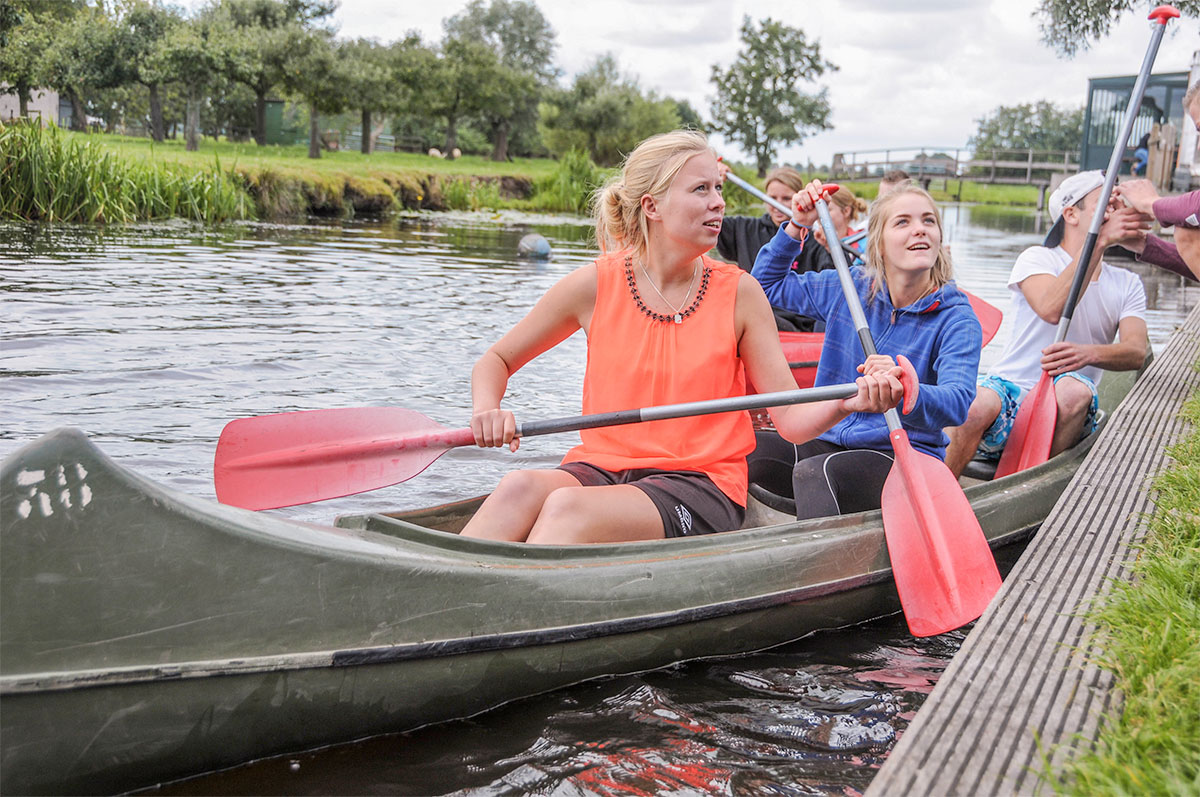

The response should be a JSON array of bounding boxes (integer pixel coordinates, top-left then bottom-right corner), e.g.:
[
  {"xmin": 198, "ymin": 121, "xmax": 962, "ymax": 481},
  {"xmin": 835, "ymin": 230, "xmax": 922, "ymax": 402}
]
[
  {"xmin": 1056, "ymin": 9, "xmax": 1174, "ymax": 343},
  {"xmin": 225, "ymin": 384, "xmax": 860, "ymax": 474},
  {"xmin": 521, "ymin": 383, "xmax": 857, "ymax": 436},
  {"xmin": 813, "ymin": 198, "xmax": 902, "ymax": 433}
]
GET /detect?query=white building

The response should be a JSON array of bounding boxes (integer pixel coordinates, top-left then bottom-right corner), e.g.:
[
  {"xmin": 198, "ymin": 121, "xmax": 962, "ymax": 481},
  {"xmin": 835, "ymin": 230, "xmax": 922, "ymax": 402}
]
[{"xmin": 0, "ymin": 87, "xmax": 63, "ymax": 125}]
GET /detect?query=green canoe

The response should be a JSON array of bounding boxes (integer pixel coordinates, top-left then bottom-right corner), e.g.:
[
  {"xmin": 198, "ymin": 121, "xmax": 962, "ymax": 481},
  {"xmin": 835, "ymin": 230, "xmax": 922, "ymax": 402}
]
[{"xmin": 0, "ymin": 368, "xmax": 1140, "ymax": 795}]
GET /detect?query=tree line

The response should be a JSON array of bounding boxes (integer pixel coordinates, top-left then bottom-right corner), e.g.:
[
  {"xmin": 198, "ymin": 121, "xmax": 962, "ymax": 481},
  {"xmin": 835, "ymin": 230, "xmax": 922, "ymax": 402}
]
[{"xmin": 0, "ymin": 0, "xmax": 836, "ymax": 173}]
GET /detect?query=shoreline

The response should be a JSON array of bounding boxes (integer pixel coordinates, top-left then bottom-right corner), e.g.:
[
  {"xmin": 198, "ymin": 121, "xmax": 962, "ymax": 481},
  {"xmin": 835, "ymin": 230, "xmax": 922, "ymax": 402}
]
[{"xmin": 1, "ymin": 125, "xmax": 1055, "ymax": 225}]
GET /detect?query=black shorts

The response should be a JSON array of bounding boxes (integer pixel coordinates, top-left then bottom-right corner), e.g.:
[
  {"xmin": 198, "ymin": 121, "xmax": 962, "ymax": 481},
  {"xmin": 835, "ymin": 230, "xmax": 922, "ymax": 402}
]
[{"xmin": 557, "ymin": 462, "xmax": 745, "ymax": 538}]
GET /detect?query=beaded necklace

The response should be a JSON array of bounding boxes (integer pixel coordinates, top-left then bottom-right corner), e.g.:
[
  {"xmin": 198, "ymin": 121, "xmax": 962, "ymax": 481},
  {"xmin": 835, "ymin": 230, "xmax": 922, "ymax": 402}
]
[{"xmin": 624, "ymin": 256, "xmax": 711, "ymax": 324}]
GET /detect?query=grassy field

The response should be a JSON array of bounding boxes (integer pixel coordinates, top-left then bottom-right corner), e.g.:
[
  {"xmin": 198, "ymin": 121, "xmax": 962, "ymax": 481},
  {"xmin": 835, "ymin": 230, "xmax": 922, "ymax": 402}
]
[
  {"xmin": 1044, "ymin": 371, "xmax": 1200, "ymax": 795},
  {"xmin": 4, "ymin": 127, "xmax": 1045, "ymax": 223},
  {"xmin": 97, "ymin": 134, "xmax": 561, "ymax": 181}
]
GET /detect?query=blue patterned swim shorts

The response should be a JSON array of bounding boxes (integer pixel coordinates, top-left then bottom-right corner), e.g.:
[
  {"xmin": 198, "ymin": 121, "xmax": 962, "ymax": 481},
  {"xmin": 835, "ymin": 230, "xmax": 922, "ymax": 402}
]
[{"xmin": 975, "ymin": 372, "xmax": 1099, "ymax": 460}]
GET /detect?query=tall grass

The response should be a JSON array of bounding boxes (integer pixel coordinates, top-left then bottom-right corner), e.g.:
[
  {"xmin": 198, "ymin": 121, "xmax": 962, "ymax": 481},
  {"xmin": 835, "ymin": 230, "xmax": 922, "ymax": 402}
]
[
  {"xmin": 0, "ymin": 122, "xmax": 252, "ymax": 223},
  {"xmin": 1043, "ymin": 369, "xmax": 1200, "ymax": 795},
  {"xmin": 440, "ymin": 176, "xmax": 505, "ymax": 211},
  {"xmin": 526, "ymin": 148, "xmax": 608, "ymax": 214}
]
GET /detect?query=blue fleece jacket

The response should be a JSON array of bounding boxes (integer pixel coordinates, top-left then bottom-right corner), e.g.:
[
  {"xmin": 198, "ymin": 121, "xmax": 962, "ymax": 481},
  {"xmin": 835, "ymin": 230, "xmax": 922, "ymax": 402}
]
[{"xmin": 752, "ymin": 224, "xmax": 981, "ymax": 458}]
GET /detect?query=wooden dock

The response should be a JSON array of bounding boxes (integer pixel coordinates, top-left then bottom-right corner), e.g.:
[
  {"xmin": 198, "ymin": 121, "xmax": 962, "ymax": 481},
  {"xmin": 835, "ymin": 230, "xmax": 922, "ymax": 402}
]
[{"xmin": 867, "ymin": 303, "xmax": 1200, "ymax": 796}]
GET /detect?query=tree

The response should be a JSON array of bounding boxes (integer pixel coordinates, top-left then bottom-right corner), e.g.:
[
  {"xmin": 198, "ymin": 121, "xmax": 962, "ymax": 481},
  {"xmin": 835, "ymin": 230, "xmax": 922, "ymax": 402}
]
[
  {"xmin": 112, "ymin": 0, "xmax": 182, "ymax": 142},
  {"xmin": 40, "ymin": 6, "xmax": 121, "ymax": 131},
  {"xmin": 151, "ymin": 13, "xmax": 228, "ymax": 150},
  {"xmin": 671, "ymin": 98, "xmax": 706, "ymax": 133},
  {"xmin": 387, "ymin": 33, "xmax": 443, "ymax": 151},
  {"xmin": 969, "ymin": 101, "xmax": 1084, "ymax": 154},
  {"xmin": 1035, "ymin": 0, "xmax": 1200, "ymax": 56},
  {"xmin": 219, "ymin": 0, "xmax": 336, "ymax": 145},
  {"xmin": 442, "ymin": 0, "xmax": 558, "ymax": 161},
  {"xmin": 539, "ymin": 54, "xmax": 681, "ymax": 166},
  {"xmin": 277, "ymin": 26, "xmax": 346, "ymax": 158},
  {"xmin": 424, "ymin": 35, "xmax": 500, "ymax": 157},
  {"xmin": 340, "ymin": 38, "xmax": 394, "ymax": 154},
  {"xmin": 0, "ymin": 11, "xmax": 51, "ymax": 116},
  {"xmin": 709, "ymin": 16, "xmax": 835, "ymax": 177}
]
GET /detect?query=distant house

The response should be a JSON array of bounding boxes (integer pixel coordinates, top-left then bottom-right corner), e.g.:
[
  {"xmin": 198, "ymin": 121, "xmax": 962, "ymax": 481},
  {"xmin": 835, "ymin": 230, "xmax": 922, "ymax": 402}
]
[
  {"xmin": 903, "ymin": 152, "xmax": 958, "ymax": 177},
  {"xmin": 0, "ymin": 87, "xmax": 65, "ymax": 125}
]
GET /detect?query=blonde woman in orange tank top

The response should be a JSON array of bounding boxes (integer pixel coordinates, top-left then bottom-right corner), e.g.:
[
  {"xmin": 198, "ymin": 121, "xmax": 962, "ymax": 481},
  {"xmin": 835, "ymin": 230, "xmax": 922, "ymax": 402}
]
[{"xmin": 460, "ymin": 131, "xmax": 905, "ymax": 545}]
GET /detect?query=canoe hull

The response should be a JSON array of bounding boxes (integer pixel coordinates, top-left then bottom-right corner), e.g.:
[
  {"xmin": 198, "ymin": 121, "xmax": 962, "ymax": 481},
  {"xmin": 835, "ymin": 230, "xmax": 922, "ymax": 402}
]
[{"xmin": 0, "ymin": 369, "xmax": 1138, "ymax": 795}]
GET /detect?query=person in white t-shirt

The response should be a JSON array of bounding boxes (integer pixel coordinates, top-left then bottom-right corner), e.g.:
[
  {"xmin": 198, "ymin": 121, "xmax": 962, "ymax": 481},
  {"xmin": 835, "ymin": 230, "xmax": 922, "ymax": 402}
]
[{"xmin": 944, "ymin": 170, "xmax": 1150, "ymax": 477}]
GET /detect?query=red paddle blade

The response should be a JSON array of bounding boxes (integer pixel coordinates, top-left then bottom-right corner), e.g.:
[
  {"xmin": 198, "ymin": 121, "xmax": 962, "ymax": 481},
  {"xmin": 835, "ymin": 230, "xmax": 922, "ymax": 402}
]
[
  {"xmin": 882, "ymin": 429, "xmax": 1002, "ymax": 637},
  {"xmin": 214, "ymin": 407, "xmax": 474, "ymax": 510},
  {"xmin": 994, "ymin": 373, "xmax": 1057, "ymax": 479},
  {"xmin": 964, "ymin": 291, "xmax": 1003, "ymax": 348}
]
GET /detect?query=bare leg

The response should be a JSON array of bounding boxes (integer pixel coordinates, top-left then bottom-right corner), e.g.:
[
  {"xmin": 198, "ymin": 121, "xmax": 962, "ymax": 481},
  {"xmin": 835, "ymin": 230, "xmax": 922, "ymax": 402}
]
[
  {"xmin": 945, "ymin": 390, "xmax": 1002, "ymax": 477},
  {"xmin": 527, "ymin": 484, "xmax": 665, "ymax": 545},
  {"xmin": 460, "ymin": 468, "xmax": 581, "ymax": 542},
  {"xmin": 1050, "ymin": 377, "xmax": 1092, "ymax": 457}
]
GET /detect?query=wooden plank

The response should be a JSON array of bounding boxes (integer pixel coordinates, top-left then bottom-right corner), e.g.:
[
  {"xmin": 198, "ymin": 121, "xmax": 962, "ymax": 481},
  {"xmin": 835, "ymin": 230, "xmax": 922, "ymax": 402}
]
[{"xmin": 867, "ymin": 304, "xmax": 1200, "ymax": 796}]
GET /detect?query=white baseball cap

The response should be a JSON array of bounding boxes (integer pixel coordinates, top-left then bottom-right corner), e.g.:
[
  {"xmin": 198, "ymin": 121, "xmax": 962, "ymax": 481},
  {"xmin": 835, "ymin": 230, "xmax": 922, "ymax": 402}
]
[{"xmin": 1044, "ymin": 170, "xmax": 1105, "ymax": 247}]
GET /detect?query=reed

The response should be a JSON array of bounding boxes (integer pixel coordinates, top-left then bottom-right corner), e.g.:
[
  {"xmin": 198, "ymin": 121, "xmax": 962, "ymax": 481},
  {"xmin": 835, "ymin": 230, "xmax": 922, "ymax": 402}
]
[
  {"xmin": 440, "ymin": 176, "xmax": 505, "ymax": 212},
  {"xmin": 1043, "ymin": 369, "xmax": 1200, "ymax": 795},
  {"xmin": 0, "ymin": 122, "xmax": 252, "ymax": 223},
  {"xmin": 525, "ymin": 148, "xmax": 607, "ymax": 214}
]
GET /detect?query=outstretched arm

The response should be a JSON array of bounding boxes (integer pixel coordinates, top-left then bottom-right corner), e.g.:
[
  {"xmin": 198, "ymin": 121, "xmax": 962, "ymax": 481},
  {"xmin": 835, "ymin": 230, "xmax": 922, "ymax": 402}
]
[{"xmin": 471, "ymin": 264, "xmax": 596, "ymax": 449}]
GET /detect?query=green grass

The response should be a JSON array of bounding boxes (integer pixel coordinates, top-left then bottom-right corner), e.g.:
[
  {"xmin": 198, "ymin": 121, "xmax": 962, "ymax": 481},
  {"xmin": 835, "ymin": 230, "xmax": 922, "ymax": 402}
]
[
  {"xmin": 834, "ymin": 178, "xmax": 1040, "ymax": 206},
  {"xmin": 0, "ymin": 122, "xmax": 252, "ymax": 223},
  {"xmin": 96, "ymin": 133, "xmax": 560, "ymax": 180},
  {"xmin": 1042, "ymin": 368, "xmax": 1200, "ymax": 795},
  {"xmin": 4, "ymin": 129, "xmax": 1047, "ymax": 224},
  {"xmin": 87, "ymin": 132, "xmax": 564, "ymax": 218}
]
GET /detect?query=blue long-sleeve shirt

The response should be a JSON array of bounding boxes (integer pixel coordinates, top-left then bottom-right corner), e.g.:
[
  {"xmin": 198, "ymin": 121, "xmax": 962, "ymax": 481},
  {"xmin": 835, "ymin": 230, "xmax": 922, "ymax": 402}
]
[{"xmin": 752, "ymin": 224, "xmax": 981, "ymax": 458}]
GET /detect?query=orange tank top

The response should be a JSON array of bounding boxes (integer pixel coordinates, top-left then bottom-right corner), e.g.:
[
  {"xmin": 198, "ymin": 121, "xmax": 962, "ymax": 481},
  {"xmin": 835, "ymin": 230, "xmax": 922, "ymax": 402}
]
[{"xmin": 561, "ymin": 251, "xmax": 755, "ymax": 505}]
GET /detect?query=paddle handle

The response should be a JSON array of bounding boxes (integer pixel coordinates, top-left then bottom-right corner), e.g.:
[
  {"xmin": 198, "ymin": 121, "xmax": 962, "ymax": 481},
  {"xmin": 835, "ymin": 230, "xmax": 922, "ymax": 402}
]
[
  {"xmin": 517, "ymin": 383, "xmax": 858, "ymax": 438},
  {"xmin": 1057, "ymin": 5, "xmax": 1177, "ymax": 341}
]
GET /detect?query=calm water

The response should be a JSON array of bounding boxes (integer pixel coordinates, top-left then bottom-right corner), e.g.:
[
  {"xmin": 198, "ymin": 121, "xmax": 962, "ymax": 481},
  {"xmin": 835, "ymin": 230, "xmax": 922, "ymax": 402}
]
[{"xmin": 2, "ymin": 207, "xmax": 1196, "ymax": 795}]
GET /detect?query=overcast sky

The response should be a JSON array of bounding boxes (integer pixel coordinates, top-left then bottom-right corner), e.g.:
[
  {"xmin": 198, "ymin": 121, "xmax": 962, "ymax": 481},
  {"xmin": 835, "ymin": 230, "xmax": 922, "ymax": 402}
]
[{"xmin": 239, "ymin": 0, "xmax": 1200, "ymax": 167}]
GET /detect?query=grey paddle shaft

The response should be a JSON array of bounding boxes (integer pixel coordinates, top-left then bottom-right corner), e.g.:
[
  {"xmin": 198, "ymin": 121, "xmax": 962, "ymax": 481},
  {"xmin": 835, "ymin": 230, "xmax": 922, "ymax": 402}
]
[
  {"xmin": 724, "ymin": 171, "xmax": 795, "ymax": 219},
  {"xmin": 1058, "ymin": 16, "xmax": 1171, "ymax": 342},
  {"xmin": 724, "ymin": 170, "xmax": 867, "ymax": 262},
  {"xmin": 814, "ymin": 196, "xmax": 903, "ymax": 434},
  {"xmin": 516, "ymin": 383, "xmax": 858, "ymax": 437}
]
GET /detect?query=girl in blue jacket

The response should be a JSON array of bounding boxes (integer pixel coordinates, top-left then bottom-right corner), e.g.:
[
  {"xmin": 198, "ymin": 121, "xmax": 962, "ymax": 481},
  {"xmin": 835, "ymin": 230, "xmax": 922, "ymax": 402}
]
[{"xmin": 750, "ymin": 182, "xmax": 981, "ymax": 519}]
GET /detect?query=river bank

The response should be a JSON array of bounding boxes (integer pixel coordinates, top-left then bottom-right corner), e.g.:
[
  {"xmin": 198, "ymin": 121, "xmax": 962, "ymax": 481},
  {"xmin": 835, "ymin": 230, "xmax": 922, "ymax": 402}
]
[
  {"xmin": 1047, "ymin": 375, "xmax": 1200, "ymax": 795},
  {"xmin": 1, "ymin": 124, "xmax": 1043, "ymax": 224}
]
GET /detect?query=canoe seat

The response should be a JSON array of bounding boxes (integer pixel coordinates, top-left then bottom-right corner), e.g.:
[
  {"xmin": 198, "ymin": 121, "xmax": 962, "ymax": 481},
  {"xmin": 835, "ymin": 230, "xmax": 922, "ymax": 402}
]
[
  {"xmin": 747, "ymin": 482, "xmax": 796, "ymax": 516},
  {"xmin": 962, "ymin": 457, "xmax": 998, "ymax": 481}
]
